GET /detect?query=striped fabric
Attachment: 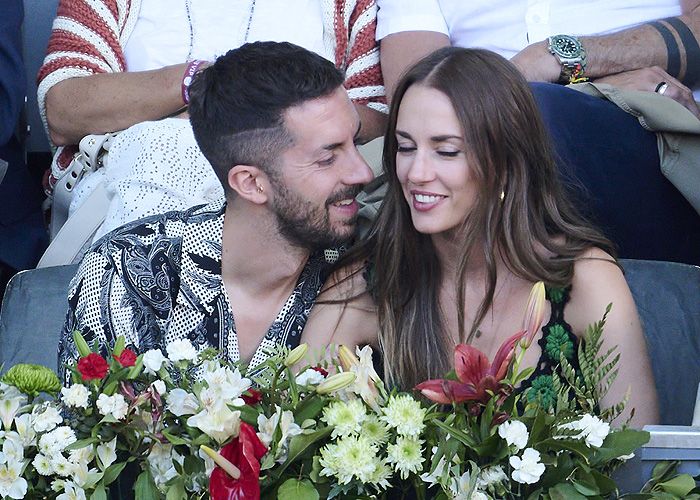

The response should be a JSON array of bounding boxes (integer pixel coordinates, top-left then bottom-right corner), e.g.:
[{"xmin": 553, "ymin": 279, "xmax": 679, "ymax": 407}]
[{"xmin": 37, "ymin": 0, "xmax": 386, "ymax": 195}]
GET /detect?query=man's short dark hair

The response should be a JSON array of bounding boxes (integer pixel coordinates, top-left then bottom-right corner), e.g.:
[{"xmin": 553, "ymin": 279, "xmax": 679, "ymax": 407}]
[{"xmin": 188, "ymin": 41, "xmax": 346, "ymax": 195}]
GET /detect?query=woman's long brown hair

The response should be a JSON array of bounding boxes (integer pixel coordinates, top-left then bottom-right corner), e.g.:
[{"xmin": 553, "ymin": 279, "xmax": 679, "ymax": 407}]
[{"xmin": 345, "ymin": 47, "xmax": 613, "ymax": 390}]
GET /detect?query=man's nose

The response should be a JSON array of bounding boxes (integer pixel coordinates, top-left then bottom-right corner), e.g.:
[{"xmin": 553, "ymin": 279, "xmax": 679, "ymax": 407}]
[{"xmin": 344, "ymin": 146, "xmax": 374, "ymax": 185}]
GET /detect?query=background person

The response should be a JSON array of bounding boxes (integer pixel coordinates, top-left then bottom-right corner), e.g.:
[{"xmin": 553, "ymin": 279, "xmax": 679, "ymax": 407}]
[{"xmin": 376, "ymin": 0, "xmax": 700, "ymax": 265}]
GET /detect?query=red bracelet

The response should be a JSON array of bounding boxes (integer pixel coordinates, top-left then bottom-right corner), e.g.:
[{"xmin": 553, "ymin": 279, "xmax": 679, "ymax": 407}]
[{"xmin": 181, "ymin": 59, "xmax": 207, "ymax": 105}]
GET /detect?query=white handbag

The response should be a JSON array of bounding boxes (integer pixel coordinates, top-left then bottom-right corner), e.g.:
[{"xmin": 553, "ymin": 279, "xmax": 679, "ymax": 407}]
[{"xmin": 38, "ymin": 133, "xmax": 117, "ymax": 267}]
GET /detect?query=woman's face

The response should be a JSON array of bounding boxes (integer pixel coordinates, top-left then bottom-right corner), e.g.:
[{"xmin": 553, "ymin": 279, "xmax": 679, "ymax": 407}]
[{"xmin": 395, "ymin": 84, "xmax": 478, "ymax": 236}]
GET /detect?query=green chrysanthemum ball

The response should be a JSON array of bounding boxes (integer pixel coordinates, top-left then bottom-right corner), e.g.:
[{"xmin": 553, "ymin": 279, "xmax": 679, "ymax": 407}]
[
  {"xmin": 527, "ymin": 375, "xmax": 557, "ymax": 410},
  {"xmin": 2, "ymin": 363, "xmax": 61, "ymax": 397},
  {"xmin": 544, "ymin": 324, "xmax": 575, "ymax": 361}
]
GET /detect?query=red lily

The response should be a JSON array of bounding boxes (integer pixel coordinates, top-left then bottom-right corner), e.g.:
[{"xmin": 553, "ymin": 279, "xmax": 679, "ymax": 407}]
[
  {"xmin": 209, "ymin": 422, "xmax": 268, "ymax": 500},
  {"xmin": 415, "ymin": 330, "xmax": 525, "ymax": 404}
]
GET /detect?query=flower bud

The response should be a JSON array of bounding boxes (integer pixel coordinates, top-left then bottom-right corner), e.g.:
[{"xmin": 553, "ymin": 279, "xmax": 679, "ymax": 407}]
[
  {"xmin": 338, "ymin": 345, "xmax": 359, "ymax": 372},
  {"xmin": 284, "ymin": 344, "xmax": 308, "ymax": 367},
  {"xmin": 316, "ymin": 371, "xmax": 356, "ymax": 394},
  {"xmin": 73, "ymin": 330, "xmax": 92, "ymax": 358},
  {"xmin": 200, "ymin": 445, "xmax": 241, "ymax": 479},
  {"xmin": 112, "ymin": 336, "xmax": 126, "ymax": 357},
  {"xmin": 521, "ymin": 281, "xmax": 546, "ymax": 348}
]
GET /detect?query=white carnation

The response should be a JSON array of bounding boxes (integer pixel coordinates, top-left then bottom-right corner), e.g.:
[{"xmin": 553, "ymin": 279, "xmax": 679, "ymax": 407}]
[
  {"xmin": 143, "ymin": 349, "xmax": 167, "ymax": 375},
  {"xmin": 498, "ymin": 420, "xmax": 529, "ymax": 451},
  {"xmin": 295, "ymin": 368, "xmax": 326, "ymax": 386},
  {"xmin": 151, "ymin": 380, "xmax": 167, "ymax": 396},
  {"xmin": 61, "ymin": 385, "xmax": 90, "ymax": 409},
  {"xmin": 96, "ymin": 394, "xmax": 129, "ymax": 421},
  {"xmin": 32, "ymin": 405, "xmax": 64, "ymax": 432},
  {"xmin": 165, "ymin": 339, "xmax": 197, "ymax": 363},
  {"xmin": 510, "ymin": 448, "xmax": 545, "ymax": 484}
]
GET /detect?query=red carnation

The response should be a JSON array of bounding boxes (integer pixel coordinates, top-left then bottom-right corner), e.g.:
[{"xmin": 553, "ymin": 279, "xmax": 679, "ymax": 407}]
[
  {"xmin": 77, "ymin": 353, "xmax": 110, "ymax": 381},
  {"xmin": 242, "ymin": 389, "xmax": 262, "ymax": 406},
  {"xmin": 311, "ymin": 366, "xmax": 328, "ymax": 377},
  {"xmin": 114, "ymin": 348, "xmax": 137, "ymax": 367}
]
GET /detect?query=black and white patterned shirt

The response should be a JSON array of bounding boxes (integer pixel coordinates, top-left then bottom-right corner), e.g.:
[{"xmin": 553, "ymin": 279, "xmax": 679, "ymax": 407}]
[{"xmin": 58, "ymin": 200, "xmax": 340, "ymax": 379}]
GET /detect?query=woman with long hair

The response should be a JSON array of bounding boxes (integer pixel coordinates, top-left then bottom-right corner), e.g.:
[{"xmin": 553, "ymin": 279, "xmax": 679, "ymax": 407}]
[{"xmin": 315, "ymin": 46, "xmax": 658, "ymax": 426}]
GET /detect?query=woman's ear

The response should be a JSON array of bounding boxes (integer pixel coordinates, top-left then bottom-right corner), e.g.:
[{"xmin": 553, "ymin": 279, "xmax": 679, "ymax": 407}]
[{"xmin": 227, "ymin": 165, "xmax": 269, "ymax": 204}]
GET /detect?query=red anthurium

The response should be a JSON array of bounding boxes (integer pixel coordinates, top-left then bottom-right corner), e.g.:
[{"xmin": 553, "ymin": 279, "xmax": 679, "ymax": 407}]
[
  {"xmin": 113, "ymin": 348, "xmax": 137, "ymax": 367},
  {"xmin": 311, "ymin": 366, "xmax": 329, "ymax": 377},
  {"xmin": 209, "ymin": 422, "xmax": 268, "ymax": 500},
  {"xmin": 415, "ymin": 330, "xmax": 525, "ymax": 405},
  {"xmin": 77, "ymin": 353, "xmax": 110, "ymax": 381}
]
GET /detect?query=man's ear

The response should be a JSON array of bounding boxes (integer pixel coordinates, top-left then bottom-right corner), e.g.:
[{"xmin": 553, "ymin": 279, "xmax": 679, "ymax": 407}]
[{"xmin": 227, "ymin": 165, "xmax": 270, "ymax": 204}]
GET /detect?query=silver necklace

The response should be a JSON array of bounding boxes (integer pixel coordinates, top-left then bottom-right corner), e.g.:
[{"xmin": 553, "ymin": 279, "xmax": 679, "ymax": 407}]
[{"xmin": 185, "ymin": 0, "xmax": 257, "ymax": 61}]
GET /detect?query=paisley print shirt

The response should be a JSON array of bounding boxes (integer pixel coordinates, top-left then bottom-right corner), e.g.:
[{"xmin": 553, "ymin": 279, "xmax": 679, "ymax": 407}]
[{"xmin": 57, "ymin": 199, "xmax": 340, "ymax": 381}]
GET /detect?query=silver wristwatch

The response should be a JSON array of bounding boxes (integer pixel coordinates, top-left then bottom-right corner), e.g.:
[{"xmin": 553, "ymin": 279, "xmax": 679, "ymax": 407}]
[{"xmin": 547, "ymin": 34, "xmax": 587, "ymax": 84}]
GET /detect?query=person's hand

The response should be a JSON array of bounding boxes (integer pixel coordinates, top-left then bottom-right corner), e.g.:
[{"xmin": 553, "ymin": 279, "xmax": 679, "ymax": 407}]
[
  {"xmin": 510, "ymin": 40, "xmax": 561, "ymax": 83},
  {"xmin": 595, "ymin": 66, "xmax": 700, "ymax": 120}
]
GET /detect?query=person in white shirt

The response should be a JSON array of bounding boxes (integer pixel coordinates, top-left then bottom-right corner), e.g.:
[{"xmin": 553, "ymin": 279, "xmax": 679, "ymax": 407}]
[{"xmin": 375, "ymin": 0, "xmax": 700, "ymax": 265}]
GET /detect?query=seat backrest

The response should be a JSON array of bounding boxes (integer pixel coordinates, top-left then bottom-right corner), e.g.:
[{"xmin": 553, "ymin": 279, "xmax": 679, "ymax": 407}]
[
  {"xmin": 23, "ymin": 0, "xmax": 59, "ymax": 154},
  {"xmin": 0, "ymin": 264, "xmax": 78, "ymax": 372},
  {"xmin": 620, "ymin": 259, "xmax": 700, "ymax": 425}
]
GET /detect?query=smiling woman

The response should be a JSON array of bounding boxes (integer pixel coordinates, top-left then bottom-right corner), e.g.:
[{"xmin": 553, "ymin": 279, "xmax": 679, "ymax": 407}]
[{"xmin": 352, "ymin": 47, "xmax": 659, "ymax": 426}]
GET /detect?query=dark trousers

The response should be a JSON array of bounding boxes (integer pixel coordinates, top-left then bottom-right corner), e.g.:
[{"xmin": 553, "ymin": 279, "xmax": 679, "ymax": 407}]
[{"xmin": 531, "ymin": 82, "xmax": 700, "ymax": 265}]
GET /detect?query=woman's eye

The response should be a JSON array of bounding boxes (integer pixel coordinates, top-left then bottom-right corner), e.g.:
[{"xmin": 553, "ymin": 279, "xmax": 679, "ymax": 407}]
[
  {"xmin": 437, "ymin": 150, "xmax": 460, "ymax": 158},
  {"xmin": 318, "ymin": 155, "xmax": 336, "ymax": 166},
  {"xmin": 397, "ymin": 145, "xmax": 416, "ymax": 153}
]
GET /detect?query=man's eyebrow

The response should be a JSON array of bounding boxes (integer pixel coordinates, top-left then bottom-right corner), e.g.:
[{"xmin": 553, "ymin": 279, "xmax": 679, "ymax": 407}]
[{"xmin": 321, "ymin": 121, "xmax": 362, "ymax": 151}]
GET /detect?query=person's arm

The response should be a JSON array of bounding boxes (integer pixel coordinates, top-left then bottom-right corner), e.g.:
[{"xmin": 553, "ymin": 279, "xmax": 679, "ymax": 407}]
[
  {"xmin": 0, "ymin": 0, "xmax": 25, "ymax": 146},
  {"xmin": 45, "ymin": 65, "xmax": 189, "ymax": 146},
  {"xmin": 301, "ymin": 266, "xmax": 379, "ymax": 361},
  {"xmin": 380, "ymin": 31, "xmax": 450, "ymax": 103},
  {"xmin": 511, "ymin": 0, "xmax": 700, "ymax": 116},
  {"xmin": 567, "ymin": 249, "xmax": 659, "ymax": 427}
]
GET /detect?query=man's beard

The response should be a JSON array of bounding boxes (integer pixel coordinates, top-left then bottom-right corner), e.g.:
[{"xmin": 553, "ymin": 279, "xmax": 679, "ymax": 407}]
[{"xmin": 270, "ymin": 180, "xmax": 360, "ymax": 251}]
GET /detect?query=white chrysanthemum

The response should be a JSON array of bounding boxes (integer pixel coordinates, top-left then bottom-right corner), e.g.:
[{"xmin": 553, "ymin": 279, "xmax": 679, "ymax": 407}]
[
  {"xmin": 361, "ymin": 414, "xmax": 390, "ymax": 445},
  {"xmin": 32, "ymin": 404, "xmax": 63, "ymax": 432},
  {"xmin": 387, "ymin": 437, "xmax": 425, "ymax": 479},
  {"xmin": 61, "ymin": 384, "xmax": 90, "ymax": 409},
  {"xmin": 558, "ymin": 414, "xmax": 610, "ymax": 448},
  {"xmin": 143, "ymin": 349, "xmax": 167, "ymax": 374},
  {"xmin": 367, "ymin": 458, "xmax": 393, "ymax": 490},
  {"xmin": 165, "ymin": 339, "xmax": 198, "ymax": 363},
  {"xmin": 0, "ymin": 461, "xmax": 27, "ymax": 499},
  {"xmin": 498, "ymin": 420, "xmax": 529, "ymax": 451},
  {"xmin": 381, "ymin": 394, "xmax": 426, "ymax": 437},
  {"xmin": 68, "ymin": 446, "xmax": 95, "ymax": 468},
  {"xmin": 510, "ymin": 448, "xmax": 545, "ymax": 484},
  {"xmin": 166, "ymin": 388, "xmax": 199, "ymax": 416},
  {"xmin": 477, "ymin": 465, "xmax": 507, "ymax": 489},
  {"xmin": 319, "ymin": 435, "xmax": 379, "ymax": 484},
  {"xmin": 33, "ymin": 453, "xmax": 54, "ymax": 476},
  {"xmin": 295, "ymin": 368, "xmax": 326, "ymax": 386},
  {"xmin": 322, "ymin": 399, "xmax": 367, "ymax": 438},
  {"xmin": 96, "ymin": 394, "xmax": 129, "ymax": 420},
  {"xmin": 39, "ymin": 427, "xmax": 77, "ymax": 455},
  {"xmin": 51, "ymin": 454, "xmax": 72, "ymax": 477}
]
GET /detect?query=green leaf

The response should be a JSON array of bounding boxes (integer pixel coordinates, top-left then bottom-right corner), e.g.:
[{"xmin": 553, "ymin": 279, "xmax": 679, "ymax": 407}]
[
  {"xmin": 294, "ymin": 395, "xmax": 328, "ymax": 423},
  {"xmin": 165, "ymin": 478, "xmax": 187, "ymax": 500},
  {"xmin": 590, "ymin": 469, "xmax": 617, "ymax": 495},
  {"xmin": 432, "ymin": 418, "xmax": 477, "ymax": 448},
  {"xmin": 103, "ymin": 461, "xmax": 128, "ymax": 486},
  {"xmin": 239, "ymin": 404, "xmax": 260, "ymax": 425},
  {"xmin": 548, "ymin": 482, "xmax": 588, "ymax": 500},
  {"xmin": 273, "ymin": 427, "xmax": 333, "ymax": 479},
  {"xmin": 657, "ymin": 474, "xmax": 697, "ymax": 497},
  {"xmin": 66, "ymin": 437, "xmax": 99, "ymax": 451},
  {"xmin": 591, "ymin": 429, "xmax": 649, "ymax": 465},
  {"xmin": 183, "ymin": 454, "xmax": 204, "ymax": 475},
  {"xmin": 277, "ymin": 478, "xmax": 320, "ymax": 500},
  {"xmin": 162, "ymin": 429, "xmax": 189, "ymax": 446},
  {"xmin": 126, "ymin": 355, "xmax": 144, "ymax": 379},
  {"xmin": 134, "ymin": 469, "xmax": 160, "ymax": 500},
  {"xmin": 572, "ymin": 469, "xmax": 600, "ymax": 496},
  {"xmin": 113, "ymin": 336, "xmax": 126, "ymax": 357},
  {"xmin": 90, "ymin": 484, "xmax": 108, "ymax": 500}
]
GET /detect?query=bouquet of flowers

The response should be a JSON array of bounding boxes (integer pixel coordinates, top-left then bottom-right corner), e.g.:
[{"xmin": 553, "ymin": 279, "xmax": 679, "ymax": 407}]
[
  {"xmin": 413, "ymin": 283, "xmax": 697, "ymax": 499},
  {"xmin": 0, "ymin": 332, "xmax": 428, "ymax": 499}
]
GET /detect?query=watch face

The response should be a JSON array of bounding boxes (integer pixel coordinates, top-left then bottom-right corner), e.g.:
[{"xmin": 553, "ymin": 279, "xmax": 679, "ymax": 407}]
[{"xmin": 551, "ymin": 35, "xmax": 581, "ymax": 59}]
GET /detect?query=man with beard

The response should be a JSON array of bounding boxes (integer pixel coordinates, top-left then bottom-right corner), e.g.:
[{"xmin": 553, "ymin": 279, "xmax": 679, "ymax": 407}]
[{"xmin": 57, "ymin": 42, "xmax": 377, "ymax": 378}]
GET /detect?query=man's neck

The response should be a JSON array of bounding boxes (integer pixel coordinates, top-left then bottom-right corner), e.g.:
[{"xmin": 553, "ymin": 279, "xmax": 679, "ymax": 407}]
[{"xmin": 220, "ymin": 204, "xmax": 311, "ymax": 296}]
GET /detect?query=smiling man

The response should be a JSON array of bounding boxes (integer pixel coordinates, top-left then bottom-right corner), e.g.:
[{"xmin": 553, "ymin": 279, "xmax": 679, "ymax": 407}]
[{"xmin": 57, "ymin": 42, "xmax": 374, "ymax": 379}]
